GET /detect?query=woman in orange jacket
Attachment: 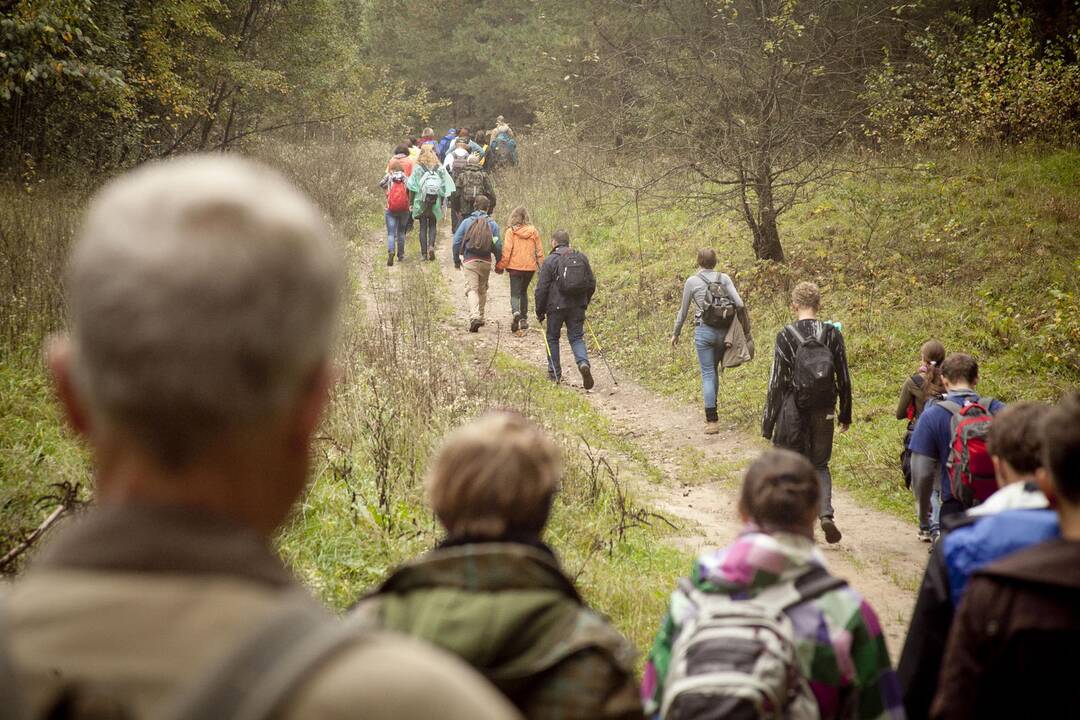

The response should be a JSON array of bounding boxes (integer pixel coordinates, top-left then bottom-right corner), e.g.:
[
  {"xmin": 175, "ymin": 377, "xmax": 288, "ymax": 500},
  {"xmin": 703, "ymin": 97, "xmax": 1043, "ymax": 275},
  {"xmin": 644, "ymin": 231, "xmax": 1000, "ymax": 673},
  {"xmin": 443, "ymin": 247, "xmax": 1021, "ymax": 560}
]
[{"xmin": 496, "ymin": 206, "xmax": 545, "ymax": 334}]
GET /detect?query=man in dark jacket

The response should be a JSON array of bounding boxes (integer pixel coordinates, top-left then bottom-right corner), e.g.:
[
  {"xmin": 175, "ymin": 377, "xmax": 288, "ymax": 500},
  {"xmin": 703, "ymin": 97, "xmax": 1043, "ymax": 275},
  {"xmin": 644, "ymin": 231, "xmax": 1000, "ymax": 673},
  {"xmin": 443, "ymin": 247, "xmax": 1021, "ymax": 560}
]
[
  {"xmin": 761, "ymin": 281, "xmax": 852, "ymax": 544},
  {"xmin": 534, "ymin": 230, "xmax": 596, "ymax": 389},
  {"xmin": 931, "ymin": 391, "xmax": 1080, "ymax": 720},
  {"xmin": 898, "ymin": 401, "xmax": 1057, "ymax": 720}
]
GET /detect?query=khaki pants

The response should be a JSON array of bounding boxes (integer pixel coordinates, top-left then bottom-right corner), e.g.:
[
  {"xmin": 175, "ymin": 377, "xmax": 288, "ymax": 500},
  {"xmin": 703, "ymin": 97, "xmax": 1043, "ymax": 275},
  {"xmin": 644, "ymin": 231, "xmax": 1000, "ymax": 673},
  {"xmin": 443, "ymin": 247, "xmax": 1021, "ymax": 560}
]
[{"xmin": 462, "ymin": 260, "xmax": 491, "ymax": 322}]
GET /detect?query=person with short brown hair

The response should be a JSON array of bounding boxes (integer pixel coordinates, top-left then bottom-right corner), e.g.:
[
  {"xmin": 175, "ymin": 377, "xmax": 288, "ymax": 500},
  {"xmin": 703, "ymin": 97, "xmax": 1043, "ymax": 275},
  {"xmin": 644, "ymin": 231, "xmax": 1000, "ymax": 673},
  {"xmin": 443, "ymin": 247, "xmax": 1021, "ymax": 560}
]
[
  {"xmin": 643, "ymin": 449, "xmax": 902, "ymax": 719},
  {"xmin": 762, "ymin": 281, "xmax": 852, "ymax": 544},
  {"xmin": 452, "ymin": 194, "xmax": 503, "ymax": 332},
  {"xmin": 350, "ymin": 412, "xmax": 642, "ymax": 720},
  {"xmin": 899, "ymin": 401, "xmax": 1055, "ymax": 719},
  {"xmin": 671, "ymin": 248, "xmax": 752, "ymax": 434},
  {"xmin": 931, "ymin": 392, "xmax": 1080, "ymax": 719},
  {"xmin": 908, "ymin": 352, "xmax": 1005, "ymax": 534}
]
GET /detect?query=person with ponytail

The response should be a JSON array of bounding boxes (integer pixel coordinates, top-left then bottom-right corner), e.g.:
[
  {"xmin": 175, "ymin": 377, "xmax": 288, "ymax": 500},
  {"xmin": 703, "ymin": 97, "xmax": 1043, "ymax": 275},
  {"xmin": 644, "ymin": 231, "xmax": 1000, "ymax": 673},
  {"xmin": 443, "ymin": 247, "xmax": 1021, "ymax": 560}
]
[
  {"xmin": 897, "ymin": 339, "xmax": 946, "ymax": 541},
  {"xmin": 642, "ymin": 449, "xmax": 902, "ymax": 720}
]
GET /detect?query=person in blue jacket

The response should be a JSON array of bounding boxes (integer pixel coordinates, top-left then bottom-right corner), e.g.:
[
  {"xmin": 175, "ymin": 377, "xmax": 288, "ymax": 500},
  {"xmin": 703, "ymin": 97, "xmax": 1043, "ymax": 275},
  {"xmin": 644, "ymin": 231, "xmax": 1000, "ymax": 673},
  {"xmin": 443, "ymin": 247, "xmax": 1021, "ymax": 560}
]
[
  {"xmin": 452, "ymin": 195, "xmax": 502, "ymax": 333},
  {"xmin": 898, "ymin": 400, "xmax": 1057, "ymax": 720},
  {"xmin": 436, "ymin": 128, "xmax": 457, "ymax": 161},
  {"xmin": 908, "ymin": 352, "xmax": 1006, "ymax": 538}
]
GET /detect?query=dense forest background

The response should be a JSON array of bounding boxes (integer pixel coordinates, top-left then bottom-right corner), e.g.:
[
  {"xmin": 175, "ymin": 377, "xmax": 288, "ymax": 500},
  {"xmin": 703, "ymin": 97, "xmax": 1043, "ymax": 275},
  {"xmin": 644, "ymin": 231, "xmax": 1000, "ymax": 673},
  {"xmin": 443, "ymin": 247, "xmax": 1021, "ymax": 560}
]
[{"xmin": 2, "ymin": 1, "xmax": 1079, "ymax": 632}]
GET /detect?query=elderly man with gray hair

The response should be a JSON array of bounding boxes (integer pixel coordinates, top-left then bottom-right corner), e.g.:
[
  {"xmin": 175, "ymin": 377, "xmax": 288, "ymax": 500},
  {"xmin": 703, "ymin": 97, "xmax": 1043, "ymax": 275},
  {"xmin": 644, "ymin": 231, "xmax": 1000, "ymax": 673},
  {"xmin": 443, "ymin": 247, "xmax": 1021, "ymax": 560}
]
[{"xmin": 0, "ymin": 155, "xmax": 519, "ymax": 720}]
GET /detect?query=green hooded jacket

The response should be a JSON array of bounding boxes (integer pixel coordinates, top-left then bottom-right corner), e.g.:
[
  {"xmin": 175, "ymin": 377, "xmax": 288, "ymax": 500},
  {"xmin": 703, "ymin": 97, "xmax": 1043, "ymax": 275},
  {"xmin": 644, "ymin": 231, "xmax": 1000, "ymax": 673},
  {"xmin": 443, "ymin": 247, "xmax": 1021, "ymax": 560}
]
[
  {"xmin": 350, "ymin": 542, "xmax": 642, "ymax": 720},
  {"xmin": 406, "ymin": 162, "xmax": 455, "ymax": 220}
]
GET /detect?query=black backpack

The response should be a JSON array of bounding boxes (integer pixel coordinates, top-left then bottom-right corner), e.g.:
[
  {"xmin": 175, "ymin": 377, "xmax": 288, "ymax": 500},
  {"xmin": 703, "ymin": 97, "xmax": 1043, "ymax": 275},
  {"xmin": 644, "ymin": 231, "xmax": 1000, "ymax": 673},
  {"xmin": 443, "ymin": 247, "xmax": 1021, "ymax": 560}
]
[
  {"xmin": 557, "ymin": 251, "xmax": 591, "ymax": 296},
  {"xmin": 696, "ymin": 271, "xmax": 736, "ymax": 329},
  {"xmin": 463, "ymin": 216, "xmax": 494, "ymax": 255},
  {"xmin": 787, "ymin": 324, "xmax": 837, "ymax": 412}
]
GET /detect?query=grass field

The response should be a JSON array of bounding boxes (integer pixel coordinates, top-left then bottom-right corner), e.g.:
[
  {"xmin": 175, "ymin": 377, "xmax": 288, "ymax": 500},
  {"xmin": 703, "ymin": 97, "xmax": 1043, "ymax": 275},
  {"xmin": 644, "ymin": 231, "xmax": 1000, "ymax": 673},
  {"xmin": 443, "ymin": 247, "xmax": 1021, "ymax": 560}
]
[{"xmin": 495, "ymin": 143, "xmax": 1080, "ymax": 518}]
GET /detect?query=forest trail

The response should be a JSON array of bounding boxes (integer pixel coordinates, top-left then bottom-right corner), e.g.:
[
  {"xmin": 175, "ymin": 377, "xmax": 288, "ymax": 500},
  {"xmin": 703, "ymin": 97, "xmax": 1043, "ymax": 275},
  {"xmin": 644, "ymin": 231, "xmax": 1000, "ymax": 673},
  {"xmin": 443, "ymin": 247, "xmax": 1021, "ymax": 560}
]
[{"xmin": 382, "ymin": 231, "xmax": 927, "ymax": 651}]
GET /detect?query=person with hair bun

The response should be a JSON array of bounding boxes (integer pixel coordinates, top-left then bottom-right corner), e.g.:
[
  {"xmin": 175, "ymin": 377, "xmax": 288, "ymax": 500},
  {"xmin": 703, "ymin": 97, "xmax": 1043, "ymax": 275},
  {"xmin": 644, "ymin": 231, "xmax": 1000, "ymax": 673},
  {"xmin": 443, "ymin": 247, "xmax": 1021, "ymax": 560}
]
[
  {"xmin": 642, "ymin": 449, "xmax": 902, "ymax": 720},
  {"xmin": 897, "ymin": 339, "xmax": 946, "ymax": 541},
  {"xmin": 349, "ymin": 412, "xmax": 642, "ymax": 720}
]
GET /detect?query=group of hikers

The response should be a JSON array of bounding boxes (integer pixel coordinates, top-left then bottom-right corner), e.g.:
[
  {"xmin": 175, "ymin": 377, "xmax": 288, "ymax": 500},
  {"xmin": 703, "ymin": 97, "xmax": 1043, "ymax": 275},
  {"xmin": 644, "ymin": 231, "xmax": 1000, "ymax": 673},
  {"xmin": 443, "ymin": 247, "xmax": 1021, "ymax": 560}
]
[
  {"xmin": 380, "ymin": 122, "xmax": 601, "ymax": 390},
  {"xmin": 3, "ymin": 152, "xmax": 1078, "ymax": 720},
  {"xmin": 379, "ymin": 119, "xmax": 516, "ymax": 267}
]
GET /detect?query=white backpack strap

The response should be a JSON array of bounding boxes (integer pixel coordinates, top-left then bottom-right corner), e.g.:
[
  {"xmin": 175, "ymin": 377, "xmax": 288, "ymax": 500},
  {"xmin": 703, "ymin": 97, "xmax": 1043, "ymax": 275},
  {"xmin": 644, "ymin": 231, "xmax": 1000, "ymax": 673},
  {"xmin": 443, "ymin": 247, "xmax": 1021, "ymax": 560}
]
[{"xmin": 164, "ymin": 597, "xmax": 358, "ymax": 720}]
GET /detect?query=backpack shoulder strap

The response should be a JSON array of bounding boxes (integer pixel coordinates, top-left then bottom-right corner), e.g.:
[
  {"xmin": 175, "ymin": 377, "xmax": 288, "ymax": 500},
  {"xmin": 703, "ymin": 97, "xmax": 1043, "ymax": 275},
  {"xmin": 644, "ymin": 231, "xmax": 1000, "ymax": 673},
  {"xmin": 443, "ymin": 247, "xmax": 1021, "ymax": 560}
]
[
  {"xmin": 164, "ymin": 597, "xmax": 359, "ymax": 720},
  {"xmin": 751, "ymin": 565, "xmax": 847, "ymax": 616},
  {"xmin": 785, "ymin": 323, "xmax": 806, "ymax": 346},
  {"xmin": 979, "ymin": 398, "xmax": 997, "ymax": 413},
  {"xmin": 937, "ymin": 399, "xmax": 963, "ymax": 418}
]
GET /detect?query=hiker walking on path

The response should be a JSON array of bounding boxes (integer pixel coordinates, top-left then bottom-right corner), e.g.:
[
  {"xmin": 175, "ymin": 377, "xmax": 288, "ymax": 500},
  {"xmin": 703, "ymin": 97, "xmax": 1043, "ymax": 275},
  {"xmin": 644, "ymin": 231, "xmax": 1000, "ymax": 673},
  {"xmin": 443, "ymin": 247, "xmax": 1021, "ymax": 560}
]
[
  {"xmin": 407, "ymin": 146, "xmax": 455, "ymax": 261},
  {"xmin": 436, "ymin": 128, "xmax": 457, "ymax": 161},
  {"xmin": 907, "ymin": 353, "xmax": 1005, "ymax": 540},
  {"xmin": 534, "ymin": 230, "xmax": 596, "ymax": 389},
  {"xmin": 670, "ymin": 248, "xmax": 753, "ymax": 435},
  {"xmin": 930, "ymin": 392, "xmax": 1080, "ymax": 719},
  {"xmin": 349, "ymin": 412, "xmax": 643, "ymax": 720},
  {"xmin": 456, "ymin": 155, "xmax": 496, "ymax": 218},
  {"xmin": 495, "ymin": 207, "xmax": 544, "ymax": 335},
  {"xmin": 379, "ymin": 159, "xmax": 411, "ymax": 266},
  {"xmin": 0, "ymin": 155, "xmax": 518, "ymax": 720},
  {"xmin": 452, "ymin": 195, "xmax": 502, "ymax": 333},
  {"xmin": 489, "ymin": 115, "xmax": 518, "ymax": 168},
  {"xmin": 896, "ymin": 340, "xmax": 946, "ymax": 540},
  {"xmin": 899, "ymin": 401, "xmax": 1056, "ymax": 720},
  {"xmin": 641, "ymin": 449, "xmax": 903, "ymax": 720},
  {"xmin": 762, "ymin": 281, "xmax": 853, "ymax": 544}
]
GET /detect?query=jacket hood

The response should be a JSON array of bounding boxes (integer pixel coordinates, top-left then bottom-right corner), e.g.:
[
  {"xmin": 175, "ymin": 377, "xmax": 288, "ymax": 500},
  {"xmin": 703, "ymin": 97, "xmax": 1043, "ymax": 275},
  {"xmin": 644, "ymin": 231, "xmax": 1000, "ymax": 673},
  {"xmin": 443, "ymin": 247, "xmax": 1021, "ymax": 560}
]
[
  {"xmin": 694, "ymin": 528, "xmax": 825, "ymax": 596},
  {"xmin": 510, "ymin": 224, "xmax": 539, "ymax": 242}
]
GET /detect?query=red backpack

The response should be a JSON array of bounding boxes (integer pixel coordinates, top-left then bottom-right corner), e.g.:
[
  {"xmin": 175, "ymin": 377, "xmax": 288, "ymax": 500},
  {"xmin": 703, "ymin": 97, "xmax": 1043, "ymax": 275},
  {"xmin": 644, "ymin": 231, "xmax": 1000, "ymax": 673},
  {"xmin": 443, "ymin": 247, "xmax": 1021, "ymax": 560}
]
[
  {"xmin": 941, "ymin": 398, "xmax": 998, "ymax": 507},
  {"xmin": 386, "ymin": 176, "xmax": 410, "ymax": 213}
]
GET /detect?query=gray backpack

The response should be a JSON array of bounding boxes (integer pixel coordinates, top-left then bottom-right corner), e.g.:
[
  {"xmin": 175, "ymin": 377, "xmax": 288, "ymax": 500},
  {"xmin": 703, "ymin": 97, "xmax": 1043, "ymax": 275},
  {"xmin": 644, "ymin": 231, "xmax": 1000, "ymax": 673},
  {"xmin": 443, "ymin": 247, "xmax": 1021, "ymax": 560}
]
[{"xmin": 661, "ymin": 566, "xmax": 845, "ymax": 720}]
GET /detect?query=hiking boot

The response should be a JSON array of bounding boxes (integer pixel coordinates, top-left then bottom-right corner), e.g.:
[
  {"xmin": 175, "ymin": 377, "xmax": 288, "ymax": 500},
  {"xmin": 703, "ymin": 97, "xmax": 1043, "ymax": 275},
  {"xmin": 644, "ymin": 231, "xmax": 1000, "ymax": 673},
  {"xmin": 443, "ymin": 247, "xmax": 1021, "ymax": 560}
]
[
  {"xmin": 578, "ymin": 362, "xmax": 594, "ymax": 390},
  {"xmin": 917, "ymin": 529, "xmax": 932, "ymax": 543},
  {"xmin": 519, "ymin": 319, "xmax": 529, "ymax": 332},
  {"xmin": 469, "ymin": 319, "xmax": 482, "ymax": 333},
  {"xmin": 820, "ymin": 517, "xmax": 842, "ymax": 544},
  {"xmin": 704, "ymin": 421, "xmax": 720, "ymax": 435},
  {"xmin": 387, "ymin": 252, "xmax": 394, "ymax": 267},
  {"xmin": 428, "ymin": 248, "xmax": 435, "ymax": 261},
  {"xmin": 511, "ymin": 314, "xmax": 520, "ymax": 333}
]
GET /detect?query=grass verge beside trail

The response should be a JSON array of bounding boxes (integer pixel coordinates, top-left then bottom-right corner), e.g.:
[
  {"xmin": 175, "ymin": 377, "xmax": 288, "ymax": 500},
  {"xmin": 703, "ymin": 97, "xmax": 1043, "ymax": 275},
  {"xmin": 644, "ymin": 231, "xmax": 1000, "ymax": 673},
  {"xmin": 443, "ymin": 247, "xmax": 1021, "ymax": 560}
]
[{"xmin": 494, "ymin": 141, "xmax": 1080, "ymax": 520}]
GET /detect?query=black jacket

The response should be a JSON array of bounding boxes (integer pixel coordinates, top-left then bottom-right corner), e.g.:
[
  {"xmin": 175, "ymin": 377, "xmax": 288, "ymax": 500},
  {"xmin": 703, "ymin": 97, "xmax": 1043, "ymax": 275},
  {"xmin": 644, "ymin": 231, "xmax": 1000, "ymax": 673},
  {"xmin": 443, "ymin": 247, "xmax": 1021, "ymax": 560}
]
[
  {"xmin": 534, "ymin": 246, "xmax": 595, "ymax": 318},
  {"xmin": 761, "ymin": 319, "xmax": 853, "ymax": 439}
]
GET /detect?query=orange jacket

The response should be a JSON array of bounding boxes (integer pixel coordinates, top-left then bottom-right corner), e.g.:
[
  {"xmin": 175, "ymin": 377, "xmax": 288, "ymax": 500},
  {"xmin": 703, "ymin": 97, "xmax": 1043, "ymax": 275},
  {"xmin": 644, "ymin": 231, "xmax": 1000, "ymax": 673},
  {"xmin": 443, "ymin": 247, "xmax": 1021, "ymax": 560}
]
[{"xmin": 496, "ymin": 224, "xmax": 544, "ymax": 272}]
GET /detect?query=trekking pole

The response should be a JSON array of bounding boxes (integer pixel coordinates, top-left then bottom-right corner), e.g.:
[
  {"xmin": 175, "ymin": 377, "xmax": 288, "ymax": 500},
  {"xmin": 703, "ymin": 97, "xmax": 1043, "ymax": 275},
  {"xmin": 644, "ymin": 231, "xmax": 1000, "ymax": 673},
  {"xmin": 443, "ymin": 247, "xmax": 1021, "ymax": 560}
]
[
  {"xmin": 537, "ymin": 325, "xmax": 559, "ymax": 383},
  {"xmin": 585, "ymin": 319, "xmax": 618, "ymax": 386}
]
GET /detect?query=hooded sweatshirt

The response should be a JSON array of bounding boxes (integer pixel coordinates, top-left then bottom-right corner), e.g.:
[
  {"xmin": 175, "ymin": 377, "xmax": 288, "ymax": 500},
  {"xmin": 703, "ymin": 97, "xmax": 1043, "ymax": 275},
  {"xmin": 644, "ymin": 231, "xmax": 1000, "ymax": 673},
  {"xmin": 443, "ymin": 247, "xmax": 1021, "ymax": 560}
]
[
  {"xmin": 642, "ymin": 529, "xmax": 904, "ymax": 720},
  {"xmin": 496, "ymin": 223, "xmax": 544, "ymax": 273}
]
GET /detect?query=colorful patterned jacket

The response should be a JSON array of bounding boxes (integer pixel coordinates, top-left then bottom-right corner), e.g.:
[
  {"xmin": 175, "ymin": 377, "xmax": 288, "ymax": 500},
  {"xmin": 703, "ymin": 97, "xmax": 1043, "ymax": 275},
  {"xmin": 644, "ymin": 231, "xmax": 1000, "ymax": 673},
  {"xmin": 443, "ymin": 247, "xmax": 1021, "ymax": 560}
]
[{"xmin": 642, "ymin": 529, "xmax": 904, "ymax": 720}]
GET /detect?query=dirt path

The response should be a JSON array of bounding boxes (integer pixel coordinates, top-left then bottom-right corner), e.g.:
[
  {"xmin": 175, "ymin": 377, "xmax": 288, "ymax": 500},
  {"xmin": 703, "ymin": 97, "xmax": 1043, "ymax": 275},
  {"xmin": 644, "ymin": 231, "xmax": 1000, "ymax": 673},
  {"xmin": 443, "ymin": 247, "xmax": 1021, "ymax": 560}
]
[{"xmin": 391, "ymin": 230, "xmax": 925, "ymax": 651}]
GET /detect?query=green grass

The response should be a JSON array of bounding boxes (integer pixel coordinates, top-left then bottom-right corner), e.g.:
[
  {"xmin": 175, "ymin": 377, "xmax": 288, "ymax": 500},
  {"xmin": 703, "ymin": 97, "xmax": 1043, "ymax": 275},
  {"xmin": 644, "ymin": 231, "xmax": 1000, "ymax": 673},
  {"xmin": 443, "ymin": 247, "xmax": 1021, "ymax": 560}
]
[{"xmin": 495, "ymin": 144, "xmax": 1080, "ymax": 521}]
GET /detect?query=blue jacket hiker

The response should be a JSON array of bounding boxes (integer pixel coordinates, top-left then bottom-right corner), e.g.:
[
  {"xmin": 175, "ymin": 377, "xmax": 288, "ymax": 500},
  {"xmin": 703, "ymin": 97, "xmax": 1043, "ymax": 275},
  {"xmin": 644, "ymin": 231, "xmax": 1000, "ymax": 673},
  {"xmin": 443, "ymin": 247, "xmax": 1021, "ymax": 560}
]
[{"xmin": 452, "ymin": 200, "xmax": 502, "ymax": 332}]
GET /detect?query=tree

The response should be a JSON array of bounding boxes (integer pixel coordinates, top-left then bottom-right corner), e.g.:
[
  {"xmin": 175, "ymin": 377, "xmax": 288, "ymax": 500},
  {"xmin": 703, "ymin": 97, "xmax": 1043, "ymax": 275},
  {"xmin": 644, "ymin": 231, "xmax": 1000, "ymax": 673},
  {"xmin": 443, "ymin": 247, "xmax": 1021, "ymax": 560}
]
[{"xmin": 565, "ymin": 0, "xmax": 896, "ymax": 262}]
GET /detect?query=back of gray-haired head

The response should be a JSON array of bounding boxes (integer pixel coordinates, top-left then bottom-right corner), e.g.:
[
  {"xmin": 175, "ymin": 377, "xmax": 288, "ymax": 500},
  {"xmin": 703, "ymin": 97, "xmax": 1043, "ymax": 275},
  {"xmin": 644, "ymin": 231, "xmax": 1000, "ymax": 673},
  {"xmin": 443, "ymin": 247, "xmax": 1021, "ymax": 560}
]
[{"xmin": 67, "ymin": 154, "xmax": 344, "ymax": 468}]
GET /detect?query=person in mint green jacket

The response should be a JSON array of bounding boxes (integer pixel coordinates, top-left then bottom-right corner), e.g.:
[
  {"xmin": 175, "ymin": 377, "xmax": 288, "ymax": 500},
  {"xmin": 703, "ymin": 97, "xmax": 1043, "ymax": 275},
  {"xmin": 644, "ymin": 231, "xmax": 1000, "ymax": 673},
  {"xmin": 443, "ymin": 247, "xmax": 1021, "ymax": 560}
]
[
  {"xmin": 406, "ymin": 145, "xmax": 455, "ymax": 261},
  {"xmin": 349, "ymin": 412, "xmax": 642, "ymax": 720}
]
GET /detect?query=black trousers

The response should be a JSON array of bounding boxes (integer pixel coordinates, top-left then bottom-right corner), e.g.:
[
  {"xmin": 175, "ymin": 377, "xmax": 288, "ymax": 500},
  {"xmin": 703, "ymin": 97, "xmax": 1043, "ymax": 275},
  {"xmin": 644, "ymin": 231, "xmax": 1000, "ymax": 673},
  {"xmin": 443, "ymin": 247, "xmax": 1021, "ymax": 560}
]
[{"xmin": 508, "ymin": 270, "xmax": 534, "ymax": 318}]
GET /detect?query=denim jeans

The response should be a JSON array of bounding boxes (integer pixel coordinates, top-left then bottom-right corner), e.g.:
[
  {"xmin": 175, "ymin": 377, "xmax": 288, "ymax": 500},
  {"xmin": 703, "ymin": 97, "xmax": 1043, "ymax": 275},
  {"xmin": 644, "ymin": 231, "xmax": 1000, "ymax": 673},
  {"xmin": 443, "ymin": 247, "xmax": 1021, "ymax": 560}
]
[
  {"xmin": 508, "ymin": 270, "xmax": 534, "ymax": 318},
  {"xmin": 418, "ymin": 212, "xmax": 437, "ymax": 255},
  {"xmin": 694, "ymin": 324, "xmax": 726, "ymax": 420},
  {"xmin": 545, "ymin": 308, "xmax": 588, "ymax": 380},
  {"xmin": 804, "ymin": 411, "xmax": 836, "ymax": 519},
  {"xmin": 384, "ymin": 210, "xmax": 409, "ymax": 257}
]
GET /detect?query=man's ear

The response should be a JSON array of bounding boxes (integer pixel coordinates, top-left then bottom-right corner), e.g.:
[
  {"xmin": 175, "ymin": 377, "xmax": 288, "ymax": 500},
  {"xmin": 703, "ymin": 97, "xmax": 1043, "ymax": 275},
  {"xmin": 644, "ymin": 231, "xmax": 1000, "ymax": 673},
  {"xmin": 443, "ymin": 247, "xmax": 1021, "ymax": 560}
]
[
  {"xmin": 47, "ymin": 335, "xmax": 91, "ymax": 438},
  {"xmin": 1035, "ymin": 467, "xmax": 1057, "ymax": 507},
  {"xmin": 290, "ymin": 361, "xmax": 334, "ymax": 451}
]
